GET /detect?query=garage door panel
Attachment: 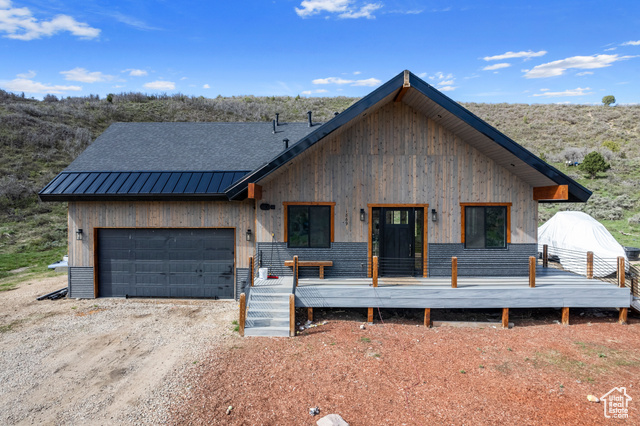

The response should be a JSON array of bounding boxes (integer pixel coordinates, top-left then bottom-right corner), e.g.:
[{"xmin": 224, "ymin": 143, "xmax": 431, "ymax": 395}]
[{"xmin": 98, "ymin": 228, "xmax": 234, "ymax": 299}]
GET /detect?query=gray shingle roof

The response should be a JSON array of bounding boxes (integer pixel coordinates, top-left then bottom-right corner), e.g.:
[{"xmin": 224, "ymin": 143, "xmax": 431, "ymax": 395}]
[{"xmin": 64, "ymin": 122, "xmax": 317, "ymax": 172}]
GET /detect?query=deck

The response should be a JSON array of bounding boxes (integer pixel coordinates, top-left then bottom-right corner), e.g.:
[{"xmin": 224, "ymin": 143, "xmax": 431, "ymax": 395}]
[{"xmin": 288, "ymin": 267, "xmax": 630, "ymax": 309}]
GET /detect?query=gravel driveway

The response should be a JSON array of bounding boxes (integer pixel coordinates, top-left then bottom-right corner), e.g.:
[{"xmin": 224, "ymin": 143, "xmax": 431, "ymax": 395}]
[{"xmin": 0, "ymin": 273, "xmax": 237, "ymax": 425}]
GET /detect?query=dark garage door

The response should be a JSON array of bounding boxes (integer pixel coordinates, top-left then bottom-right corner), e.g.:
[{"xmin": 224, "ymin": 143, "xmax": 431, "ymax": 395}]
[{"xmin": 98, "ymin": 228, "xmax": 234, "ymax": 298}]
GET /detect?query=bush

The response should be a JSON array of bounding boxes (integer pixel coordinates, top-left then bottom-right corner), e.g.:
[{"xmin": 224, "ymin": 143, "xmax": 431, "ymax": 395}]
[
  {"xmin": 629, "ymin": 214, "xmax": 640, "ymax": 226},
  {"xmin": 602, "ymin": 140, "xmax": 621, "ymax": 152},
  {"xmin": 580, "ymin": 151, "xmax": 610, "ymax": 178}
]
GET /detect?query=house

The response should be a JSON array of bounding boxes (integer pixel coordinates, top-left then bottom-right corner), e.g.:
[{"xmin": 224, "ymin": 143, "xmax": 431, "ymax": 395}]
[{"xmin": 40, "ymin": 71, "xmax": 630, "ymax": 335}]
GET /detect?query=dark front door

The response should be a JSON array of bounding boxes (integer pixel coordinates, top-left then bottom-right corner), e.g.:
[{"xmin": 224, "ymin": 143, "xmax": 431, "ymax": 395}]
[{"xmin": 379, "ymin": 208, "xmax": 417, "ymax": 276}]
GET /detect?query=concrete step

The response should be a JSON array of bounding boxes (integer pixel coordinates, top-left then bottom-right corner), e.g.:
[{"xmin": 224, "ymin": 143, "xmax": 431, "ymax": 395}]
[
  {"xmin": 245, "ymin": 318, "xmax": 289, "ymax": 328},
  {"xmin": 244, "ymin": 326, "xmax": 290, "ymax": 337}
]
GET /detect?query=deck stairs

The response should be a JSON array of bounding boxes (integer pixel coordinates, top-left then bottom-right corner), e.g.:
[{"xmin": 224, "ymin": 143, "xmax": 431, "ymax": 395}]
[{"xmin": 243, "ymin": 277, "xmax": 293, "ymax": 337}]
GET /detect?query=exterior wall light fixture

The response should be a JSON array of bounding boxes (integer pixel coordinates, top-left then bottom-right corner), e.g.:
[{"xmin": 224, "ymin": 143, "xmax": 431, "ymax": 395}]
[
  {"xmin": 431, "ymin": 209, "xmax": 438, "ymax": 222},
  {"xmin": 360, "ymin": 208, "xmax": 365, "ymax": 221},
  {"xmin": 76, "ymin": 229, "xmax": 83, "ymax": 240},
  {"xmin": 246, "ymin": 229, "xmax": 252, "ymax": 241}
]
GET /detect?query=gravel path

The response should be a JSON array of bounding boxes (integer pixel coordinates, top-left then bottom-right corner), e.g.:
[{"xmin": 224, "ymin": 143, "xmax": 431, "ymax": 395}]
[{"xmin": 0, "ymin": 273, "xmax": 238, "ymax": 425}]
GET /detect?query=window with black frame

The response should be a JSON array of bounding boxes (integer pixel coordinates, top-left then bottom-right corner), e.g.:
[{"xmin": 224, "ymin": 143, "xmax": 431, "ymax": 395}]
[
  {"xmin": 464, "ymin": 206, "xmax": 507, "ymax": 249},
  {"xmin": 287, "ymin": 205, "xmax": 331, "ymax": 248}
]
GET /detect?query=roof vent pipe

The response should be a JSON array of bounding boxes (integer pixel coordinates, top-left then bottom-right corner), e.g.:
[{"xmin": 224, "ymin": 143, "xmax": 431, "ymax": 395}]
[
  {"xmin": 334, "ymin": 112, "xmax": 339, "ymax": 117},
  {"xmin": 307, "ymin": 111, "xmax": 312, "ymax": 127},
  {"xmin": 283, "ymin": 138, "xmax": 289, "ymax": 150},
  {"xmin": 272, "ymin": 119, "xmax": 276, "ymax": 134},
  {"xmin": 275, "ymin": 113, "xmax": 280, "ymax": 126}
]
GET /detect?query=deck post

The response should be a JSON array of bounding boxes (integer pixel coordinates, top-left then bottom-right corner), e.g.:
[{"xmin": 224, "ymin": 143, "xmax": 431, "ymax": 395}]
[
  {"xmin": 502, "ymin": 308, "xmax": 509, "ymax": 329},
  {"xmin": 542, "ymin": 244, "xmax": 548, "ymax": 268},
  {"xmin": 372, "ymin": 256, "xmax": 378, "ymax": 287},
  {"xmin": 367, "ymin": 307, "xmax": 374, "ymax": 324},
  {"xmin": 239, "ymin": 293, "xmax": 246, "ymax": 337},
  {"xmin": 617, "ymin": 256, "xmax": 625, "ymax": 288},
  {"xmin": 529, "ymin": 256, "xmax": 536, "ymax": 288},
  {"xmin": 289, "ymin": 293, "xmax": 295, "ymax": 337},
  {"xmin": 293, "ymin": 255, "xmax": 299, "ymax": 287},
  {"xmin": 451, "ymin": 257, "xmax": 457, "ymax": 288},
  {"xmin": 249, "ymin": 256, "xmax": 254, "ymax": 287},
  {"xmin": 307, "ymin": 307, "xmax": 313, "ymax": 322},
  {"xmin": 619, "ymin": 308, "xmax": 628, "ymax": 325},
  {"xmin": 586, "ymin": 252, "xmax": 593, "ymax": 279},
  {"xmin": 561, "ymin": 307, "xmax": 570, "ymax": 326},
  {"xmin": 424, "ymin": 308, "xmax": 431, "ymax": 328}
]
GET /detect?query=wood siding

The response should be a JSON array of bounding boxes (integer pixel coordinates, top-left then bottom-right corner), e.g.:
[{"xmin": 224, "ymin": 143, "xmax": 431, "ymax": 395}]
[
  {"xmin": 256, "ymin": 101, "xmax": 538, "ymax": 244},
  {"xmin": 68, "ymin": 200, "xmax": 254, "ymax": 268}
]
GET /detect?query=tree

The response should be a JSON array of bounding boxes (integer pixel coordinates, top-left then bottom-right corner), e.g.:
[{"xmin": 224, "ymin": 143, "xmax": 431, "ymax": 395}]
[
  {"xmin": 580, "ymin": 151, "xmax": 610, "ymax": 179},
  {"xmin": 602, "ymin": 95, "xmax": 616, "ymax": 106}
]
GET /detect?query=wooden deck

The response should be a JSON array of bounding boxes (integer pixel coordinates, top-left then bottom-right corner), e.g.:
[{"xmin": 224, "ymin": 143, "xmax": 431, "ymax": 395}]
[{"xmin": 292, "ymin": 267, "xmax": 630, "ymax": 309}]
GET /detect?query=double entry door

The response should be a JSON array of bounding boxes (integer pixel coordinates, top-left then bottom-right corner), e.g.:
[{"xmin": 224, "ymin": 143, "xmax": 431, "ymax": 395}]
[{"xmin": 373, "ymin": 207, "xmax": 424, "ymax": 277}]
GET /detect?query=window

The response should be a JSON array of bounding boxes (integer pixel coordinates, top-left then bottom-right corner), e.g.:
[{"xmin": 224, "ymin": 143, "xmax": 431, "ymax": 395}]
[
  {"xmin": 286, "ymin": 204, "xmax": 333, "ymax": 248},
  {"xmin": 462, "ymin": 205, "xmax": 509, "ymax": 249}
]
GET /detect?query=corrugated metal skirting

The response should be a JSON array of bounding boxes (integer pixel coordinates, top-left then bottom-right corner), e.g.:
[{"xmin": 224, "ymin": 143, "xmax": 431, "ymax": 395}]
[
  {"xmin": 428, "ymin": 243, "xmax": 537, "ymax": 277},
  {"xmin": 256, "ymin": 243, "xmax": 369, "ymax": 278},
  {"xmin": 68, "ymin": 267, "xmax": 95, "ymax": 298}
]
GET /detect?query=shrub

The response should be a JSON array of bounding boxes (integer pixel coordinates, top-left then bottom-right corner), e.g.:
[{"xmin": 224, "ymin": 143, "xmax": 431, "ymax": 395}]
[
  {"xmin": 602, "ymin": 140, "xmax": 621, "ymax": 152},
  {"xmin": 561, "ymin": 147, "xmax": 586, "ymax": 163},
  {"xmin": 629, "ymin": 214, "xmax": 640, "ymax": 226},
  {"xmin": 580, "ymin": 151, "xmax": 610, "ymax": 179}
]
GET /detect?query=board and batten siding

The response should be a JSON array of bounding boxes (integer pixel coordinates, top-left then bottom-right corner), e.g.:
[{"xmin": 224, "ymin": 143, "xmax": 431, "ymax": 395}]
[
  {"xmin": 256, "ymin": 101, "xmax": 538, "ymax": 245},
  {"xmin": 68, "ymin": 200, "xmax": 255, "ymax": 269}
]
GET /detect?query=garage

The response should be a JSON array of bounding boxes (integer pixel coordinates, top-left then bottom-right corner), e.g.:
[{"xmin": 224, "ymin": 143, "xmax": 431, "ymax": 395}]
[{"xmin": 97, "ymin": 228, "xmax": 235, "ymax": 299}]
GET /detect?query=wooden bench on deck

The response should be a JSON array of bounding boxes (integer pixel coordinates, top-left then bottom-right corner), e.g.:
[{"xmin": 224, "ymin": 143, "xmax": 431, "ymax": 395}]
[{"xmin": 284, "ymin": 260, "xmax": 333, "ymax": 279}]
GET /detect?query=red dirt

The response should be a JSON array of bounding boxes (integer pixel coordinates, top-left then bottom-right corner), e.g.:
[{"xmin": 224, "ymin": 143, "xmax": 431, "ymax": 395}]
[{"xmin": 170, "ymin": 308, "xmax": 640, "ymax": 425}]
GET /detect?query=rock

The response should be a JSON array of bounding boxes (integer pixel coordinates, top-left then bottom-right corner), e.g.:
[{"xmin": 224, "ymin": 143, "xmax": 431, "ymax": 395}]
[
  {"xmin": 360, "ymin": 324, "xmax": 366, "ymax": 330},
  {"xmin": 309, "ymin": 406, "xmax": 320, "ymax": 416},
  {"xmin": 226, "ymin": 405, "xmax": 233, "ymax": 415},
  {"xmin": 587, "ymin": 395, "xmax": 600, "ymax": 403},
  {"xmin": 317, "ymin": 413, "xmax": 349, "ymax": 426}
]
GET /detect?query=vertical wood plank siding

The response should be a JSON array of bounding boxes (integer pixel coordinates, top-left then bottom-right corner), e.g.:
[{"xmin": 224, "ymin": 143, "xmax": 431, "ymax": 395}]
[
  {"xmin": 256, "ymin": 102, "xmax": 537, "ymax": 244},
  {"xmin": 68, "ymin": 200, "xmax": 254, "ymax": 268}
]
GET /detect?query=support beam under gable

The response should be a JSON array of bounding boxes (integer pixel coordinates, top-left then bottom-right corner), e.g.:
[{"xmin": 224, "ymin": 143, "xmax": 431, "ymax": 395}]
[
  {"xmin": 248, "ymin": 183, "xmax": 262, "ymax": 200},
  {"xmin": 533, "ymin": 185, "xmax": 569, "ymax": 201},
  {"xmin": 394, "ymin": 70, "xmax": 411, "ymax": 103}
]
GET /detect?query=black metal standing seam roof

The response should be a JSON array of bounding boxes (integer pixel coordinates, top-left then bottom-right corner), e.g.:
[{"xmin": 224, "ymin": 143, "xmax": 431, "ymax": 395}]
[
  {"xmin": 225, "ymin": 70, "xmax": 592, "ymax": 203},
  {"xmin": 38, "ymin": 170, "xmax": 250, "ymax": 201}
]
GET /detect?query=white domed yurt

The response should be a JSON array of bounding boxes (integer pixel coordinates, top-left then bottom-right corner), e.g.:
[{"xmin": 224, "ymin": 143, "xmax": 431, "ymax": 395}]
[{"xmin": 538, "ymin": 211, "xmax": 628, "ymax": 277}]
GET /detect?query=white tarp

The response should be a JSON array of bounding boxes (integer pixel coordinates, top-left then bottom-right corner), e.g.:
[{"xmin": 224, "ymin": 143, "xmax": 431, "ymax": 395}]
[{"xmin": 538, "ymin": 211, "xmax": 628, "ymax": 277}]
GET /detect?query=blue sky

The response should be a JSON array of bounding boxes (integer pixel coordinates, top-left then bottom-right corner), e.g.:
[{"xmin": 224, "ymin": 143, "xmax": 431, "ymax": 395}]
[{"xmin": 1, "ymin": 0, "xmax": 639, "ymax": 104}]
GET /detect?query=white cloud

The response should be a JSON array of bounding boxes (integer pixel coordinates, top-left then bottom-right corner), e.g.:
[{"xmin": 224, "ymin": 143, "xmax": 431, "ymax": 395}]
[
  {"xmin": 301, "ymin": 89, "xmax": 329, "ymax": 95},
  {"xmin": 421, "ymin": 72, "xmax": 457, "ymax": 91},
  {"xmin": 295, "ymin": 0, "xmax": 382, "ymax": 19},
  {"xmin": 482, "ymin": 63, "xmax": 511, "ymax": 71},
  {"xmin": 439, "ymin": 86, "xmax": 456, "ymax": 92},
  {"xmin": 353, "ymin": 71, "xmax": 361, "ymax": 75},
  {"xmin": 312, "ymin": 76, "xmax": 381, "ymax": 87},
  {"xmin": 16, "ymin": 70, "xmax": 36, "ymax": 78},
  {"xmin": 524, "ymin": 54, "xmax": 636, "ymax": 78},
  {"xmin": 61, "ymin": 67, "xmax": 114, "ymax": 83},
  {"xmin": 351, "ymin": 77, "xmax": 381, "ymax": 86},
  {"xmin": 604, "ymin": 47, "xmax": 617, "ymax": 52},
  {"xmin": 122, "ymin": 69, "xmax": 148, "ymax": 77},
  {"xmin": 180, "ymin": 77, "xmax": 188, "ymax": 80},
  {"xmin": 1, "ymin": 78, "xmax": 81, "ymax": 94},
  {"xmin": 621, "ymin": 40, "xmax": 640, "ymax": 46},
  {"xmin": 576, "ymin": 71, "xmax": 593, "ymax": 76},
  {"xmin": 0, "ymin": 0, "xmax": 100, "ymax": 40},
  {"xmin": 438, "ymin": 80, "xmax": 455, "ymax": 86},
  {"xmin": 143, "ymin": 80, "xmax": 175, "ymax": 90},
  {"xmin": 101, "ymin": 10, "xmax": 160, "ymax": 31},
  {"xmin": 483, "ymin": 50, "xmax": 547, "ymax": 61},
  {"xmin": 532, "ymin": 87, "xmax": 592, "ymax": 98},
  {"xmin": 203, "ymin": 84, "xmax": 210, "ymax": 89}
]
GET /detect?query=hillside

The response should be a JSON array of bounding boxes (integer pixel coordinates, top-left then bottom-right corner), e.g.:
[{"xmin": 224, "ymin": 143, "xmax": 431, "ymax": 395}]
[{"xmin": 1, "ymin": 90, "xmax": 639, "ymax": 278}]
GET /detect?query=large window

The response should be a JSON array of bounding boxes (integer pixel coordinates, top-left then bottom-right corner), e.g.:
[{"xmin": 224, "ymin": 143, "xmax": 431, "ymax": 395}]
[
  {"xmin": 463, "ymin": 205, "xmax": 509, "ymax": 249},
  {"xmin": 286, "ymin": 204, "xmax": 333, "ymax": 248}
]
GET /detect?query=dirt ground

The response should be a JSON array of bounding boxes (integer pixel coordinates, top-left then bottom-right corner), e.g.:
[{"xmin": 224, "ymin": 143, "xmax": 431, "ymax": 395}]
[
  {"xmin": 3, "ymin": 275, "xmax": 639, "ymax": 425},
  {"xmin": 171, "ymin": 308, "xmax": 640, "ymax": 425},
  {"xmin": 0, "ymin": 273, "xmax": 236, "ymax": 425}
]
